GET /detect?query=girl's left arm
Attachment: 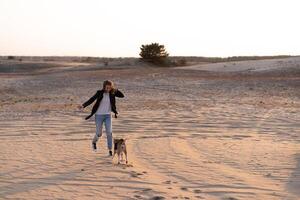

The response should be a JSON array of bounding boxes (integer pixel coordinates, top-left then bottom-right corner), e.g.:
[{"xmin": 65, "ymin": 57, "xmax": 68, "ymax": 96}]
[{"xmin": 115, "ymin": 89, "xmax": 125, "ymax": 98}]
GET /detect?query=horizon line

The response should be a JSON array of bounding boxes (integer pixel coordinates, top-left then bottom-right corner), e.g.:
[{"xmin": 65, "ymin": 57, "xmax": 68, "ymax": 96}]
[{"xmin": 0, "ymin": 54, "xmax": 298, "ymax": 59}]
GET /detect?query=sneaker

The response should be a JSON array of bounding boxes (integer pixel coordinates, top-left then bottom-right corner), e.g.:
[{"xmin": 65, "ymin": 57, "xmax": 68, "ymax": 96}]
[
  {"xmin": 109, "ymin": 150, "xmax": 113, "ymax": 156},
  {"xmin": 92, "ymin": 142, "xmax": 97, "ymax": 151}
]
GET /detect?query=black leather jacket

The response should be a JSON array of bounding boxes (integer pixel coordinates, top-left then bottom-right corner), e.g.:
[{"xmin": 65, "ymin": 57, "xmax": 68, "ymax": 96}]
[{"xmin": 82, "ymin": 89, "xmax": 124, "ymax": 120}]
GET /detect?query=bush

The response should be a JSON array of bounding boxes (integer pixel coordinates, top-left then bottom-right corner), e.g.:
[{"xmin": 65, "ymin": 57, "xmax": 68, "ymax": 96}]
[
  {"xmin": 7, "ymin": 56, "xmax": 15, "ymax": 60},
  {"xmin": 177, "ymin": 58, "xmax": 187, "ymax": 66},
  {"xmin": 139, "ymin": 43, "xmax": 169, "ymax": 65}
]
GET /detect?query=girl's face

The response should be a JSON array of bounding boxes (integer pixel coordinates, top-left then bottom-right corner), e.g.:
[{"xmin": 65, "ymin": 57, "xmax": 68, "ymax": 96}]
[{"xmin": 104, "ymin": 85, "xmax": 112, "ymax": 92}]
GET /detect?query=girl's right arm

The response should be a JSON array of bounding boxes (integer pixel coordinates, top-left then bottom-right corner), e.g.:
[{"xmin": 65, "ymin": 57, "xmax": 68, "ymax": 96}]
[{"xmin": 82, "ymin": 91, "xmax": 99, "ymax": 108}]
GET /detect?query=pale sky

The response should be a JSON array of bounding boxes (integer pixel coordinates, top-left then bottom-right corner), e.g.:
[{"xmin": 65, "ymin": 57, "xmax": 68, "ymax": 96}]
[{"xmin": 1, "ymin": 0, "xmax": 300, "ymax": 57}]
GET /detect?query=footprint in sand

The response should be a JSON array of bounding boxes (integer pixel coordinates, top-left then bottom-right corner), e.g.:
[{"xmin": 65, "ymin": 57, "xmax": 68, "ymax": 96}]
[
  {"xmin": 180, "ymin": 187, "xmax": 188, "ymax": 191},
  {"xmin": 115, "ymin": 163, "xmax": 133, "ymax": 168},
  {"xmin": 133, "ymin": 194, "xmax": 142, "ymax": 199},
  {"xmin": 163, "ymin": 180, "xmax": 171, "ymax": 184},
  {"xmin": 150, "ymin": 196, "xmax": 165, "ymax": 200},
  {"xmin": 223, "ymin": 197, "xmax": 239, "ymax": 200},
  {"xmin": 142, "ymin": 188, "xmax": 152, "ymax": 192},
  {"xmin": 193, "ymin": 189, "xmax": 202, "ymax": 194},
  {"xmin": 130, "ymin": 171, "xmax": 144, "ymax": 178},
  {"xmin": 172, "ymin": 196, "xmax": 190, "ymax": 199},
  {"xmin": 133, "ymin": 188, "xmax": 152, "ymax": 194}
]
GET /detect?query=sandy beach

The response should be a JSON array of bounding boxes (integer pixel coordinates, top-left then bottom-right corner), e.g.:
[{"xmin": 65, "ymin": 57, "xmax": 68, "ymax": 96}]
[{"xmin": 0, "ymin": 57, "xmax": 299, "ymax": 200}]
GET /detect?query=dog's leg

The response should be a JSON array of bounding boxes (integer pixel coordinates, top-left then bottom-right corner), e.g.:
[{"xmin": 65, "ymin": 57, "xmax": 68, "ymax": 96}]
[
  {"xmin": 121, "ymin": 152, "xmax": 124, "ymax": 162},
  {"xmin": 113, "ymin": 147, "xmax": 116, "ymax": 159},
  {"xmin": 125, "ymin": 150, "xmax": 128, "ymax": 164},
  {"xmin": 117, "ymin": 153, "xmax": 120, "ymax": 164},
  {"xmin": 113, "ymin": 143, "xmax": 117, "ymax": 159}
]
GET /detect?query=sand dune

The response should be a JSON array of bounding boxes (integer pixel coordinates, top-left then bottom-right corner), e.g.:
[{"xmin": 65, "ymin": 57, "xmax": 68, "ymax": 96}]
[
  {"xmin": 0, "ymin": 57, "xmax": 299, "ymax": 199},
  {"xmin": 179, "ymin": 57, "xmax": 300, "ymax": 73}
]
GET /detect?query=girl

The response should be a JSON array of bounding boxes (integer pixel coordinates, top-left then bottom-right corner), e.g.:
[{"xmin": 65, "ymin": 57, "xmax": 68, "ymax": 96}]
[{"xmin": 79, "ymin": 80, "xmax": 124, "ymax": 156}]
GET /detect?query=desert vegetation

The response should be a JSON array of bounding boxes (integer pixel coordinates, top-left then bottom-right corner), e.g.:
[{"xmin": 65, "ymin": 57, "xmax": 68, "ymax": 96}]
[{"xmin": 139, "ymin": 43, "xmax": 169, "ymax": 66}]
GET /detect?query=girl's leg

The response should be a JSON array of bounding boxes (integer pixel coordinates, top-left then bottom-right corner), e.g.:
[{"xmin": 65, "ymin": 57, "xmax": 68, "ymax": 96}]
[
  {"xmin": 104, "ymin": 114, "xmax": 113, "ymax": 150},
  {"xmin": 93, "ymin": 115, "xmax": 104, "ymax": 144}
]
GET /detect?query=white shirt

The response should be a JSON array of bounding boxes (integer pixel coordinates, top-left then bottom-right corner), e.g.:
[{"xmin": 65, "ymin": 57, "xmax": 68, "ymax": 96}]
[{"xmin": 96, "ymin": 92, "xmax": 111, "ymax": 115}]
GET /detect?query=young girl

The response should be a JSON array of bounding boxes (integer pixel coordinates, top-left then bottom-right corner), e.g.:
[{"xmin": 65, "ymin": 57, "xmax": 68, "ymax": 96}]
[{"xmin": 79, "ymin": 80, "xmax": 124, "ymax": 156}]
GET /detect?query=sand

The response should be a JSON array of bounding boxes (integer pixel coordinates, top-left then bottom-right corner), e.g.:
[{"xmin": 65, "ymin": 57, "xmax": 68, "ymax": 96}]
[
  {"xmin": 178, "ymin": 57, "xmax": 300, "ymax": 73},
  {"xmin": 0, "ymin": 57, "xmax": 299, "ymax": 200}
]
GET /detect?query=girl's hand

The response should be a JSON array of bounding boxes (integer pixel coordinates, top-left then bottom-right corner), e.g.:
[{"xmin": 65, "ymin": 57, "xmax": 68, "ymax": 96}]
[{"xmin": 78, "ymin": 105, "xmax": 83, "ymax": 110}]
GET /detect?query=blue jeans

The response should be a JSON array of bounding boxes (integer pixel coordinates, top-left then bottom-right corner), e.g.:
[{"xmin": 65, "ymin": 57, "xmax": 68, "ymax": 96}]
[{"xmin": 93, "ymin": 114, "xmax": 112, "ymax": 150}]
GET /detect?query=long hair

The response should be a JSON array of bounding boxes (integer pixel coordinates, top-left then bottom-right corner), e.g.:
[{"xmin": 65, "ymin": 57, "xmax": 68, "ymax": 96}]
[{"xmin": 102, "ymin": 80, "xmax": 115, "ymax": 93}]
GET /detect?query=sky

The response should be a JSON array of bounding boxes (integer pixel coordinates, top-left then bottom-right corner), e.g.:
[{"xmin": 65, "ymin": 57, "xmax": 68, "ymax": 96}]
[{"xmin": 0, "ymin": 0, "xmax": 300, "ymax": 57}]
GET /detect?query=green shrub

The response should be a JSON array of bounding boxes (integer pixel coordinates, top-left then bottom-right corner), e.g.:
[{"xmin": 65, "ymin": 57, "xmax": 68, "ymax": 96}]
[{"xmin": 139, "ymin": 43, "xmax": 169, "ymax": 66}]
